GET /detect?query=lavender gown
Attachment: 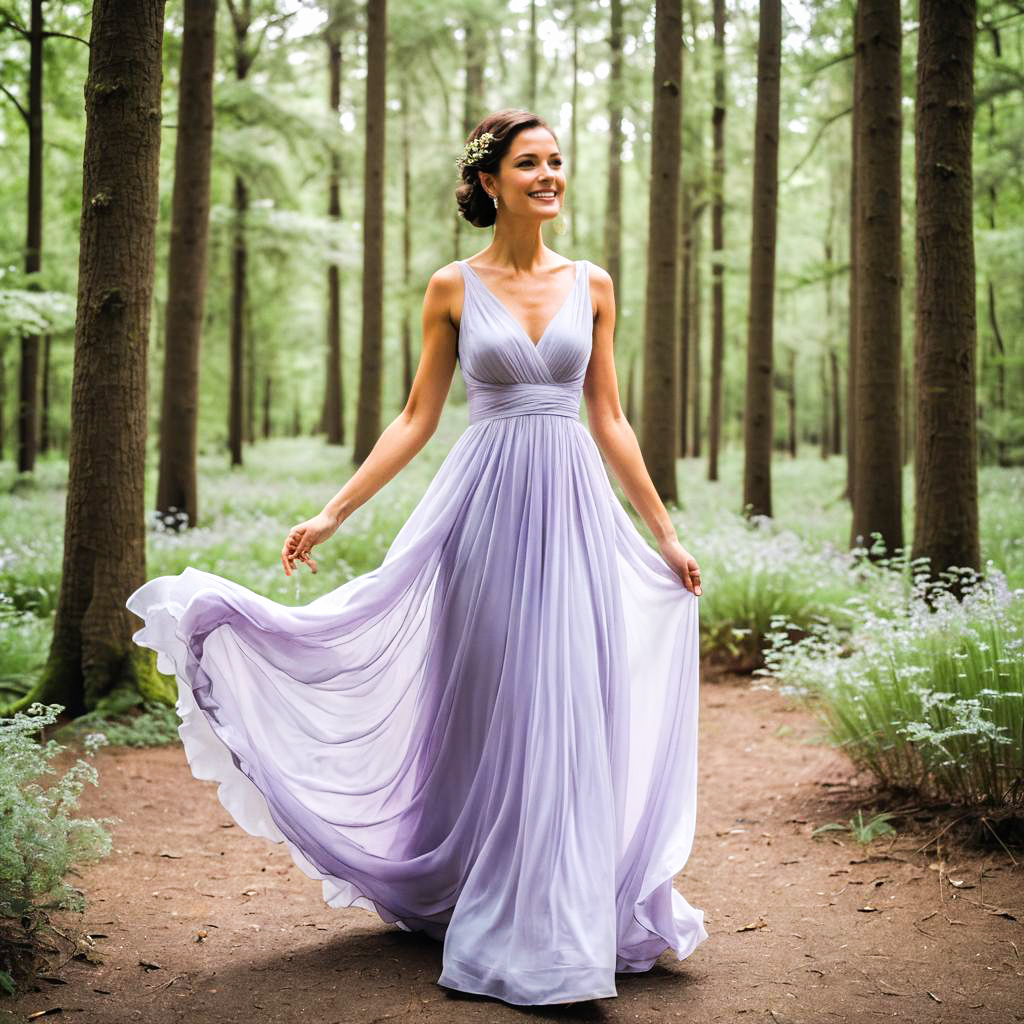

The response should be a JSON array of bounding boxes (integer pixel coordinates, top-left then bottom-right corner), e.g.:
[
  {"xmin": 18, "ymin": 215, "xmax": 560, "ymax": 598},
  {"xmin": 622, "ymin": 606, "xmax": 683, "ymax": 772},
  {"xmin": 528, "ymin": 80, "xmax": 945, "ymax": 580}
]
[{"xmin": 126, "ymin": 258, "xmax": 708, "ymax": 1006}]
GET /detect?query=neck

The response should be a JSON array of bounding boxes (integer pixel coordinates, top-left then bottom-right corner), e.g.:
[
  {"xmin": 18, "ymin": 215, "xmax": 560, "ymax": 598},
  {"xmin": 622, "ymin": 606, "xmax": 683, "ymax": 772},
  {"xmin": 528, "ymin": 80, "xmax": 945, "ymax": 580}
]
[{"xmin": 476, "ymin": 218, "xmax": 555, "ymax": 273}]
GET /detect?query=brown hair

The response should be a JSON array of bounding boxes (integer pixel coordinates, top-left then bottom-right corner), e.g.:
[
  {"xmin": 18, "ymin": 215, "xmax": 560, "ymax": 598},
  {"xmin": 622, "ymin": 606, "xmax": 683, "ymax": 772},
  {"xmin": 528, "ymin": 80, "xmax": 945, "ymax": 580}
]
[{"xmin": 455, "ymin": 108, "xmax": 560, "ymax": 229}]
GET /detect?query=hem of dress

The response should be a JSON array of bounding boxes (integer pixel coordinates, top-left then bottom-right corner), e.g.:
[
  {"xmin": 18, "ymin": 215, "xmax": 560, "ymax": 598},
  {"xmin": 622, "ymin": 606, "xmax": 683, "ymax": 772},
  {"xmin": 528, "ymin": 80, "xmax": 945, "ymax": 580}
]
[
  {"xmin": 128, "ymin": 584, "xmax": 415, "ymax": 930},
  {"xmin": 438, "ymin": 954, "xmax": 618, "ymax": 1006}
]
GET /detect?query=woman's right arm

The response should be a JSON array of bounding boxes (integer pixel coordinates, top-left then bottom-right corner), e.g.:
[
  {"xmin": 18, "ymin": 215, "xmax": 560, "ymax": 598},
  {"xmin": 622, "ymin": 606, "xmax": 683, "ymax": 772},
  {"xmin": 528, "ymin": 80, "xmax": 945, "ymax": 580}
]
[{"xmin": 320, "ymin": 263, "xmax": 461, "ymax": 527}]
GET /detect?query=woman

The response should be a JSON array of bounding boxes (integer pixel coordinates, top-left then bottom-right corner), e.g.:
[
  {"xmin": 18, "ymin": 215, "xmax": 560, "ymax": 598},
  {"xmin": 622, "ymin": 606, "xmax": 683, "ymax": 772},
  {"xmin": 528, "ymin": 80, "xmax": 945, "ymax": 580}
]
[{"xmin": 128, "ymin": 107, "xmax": 708, "ymax": 1007}]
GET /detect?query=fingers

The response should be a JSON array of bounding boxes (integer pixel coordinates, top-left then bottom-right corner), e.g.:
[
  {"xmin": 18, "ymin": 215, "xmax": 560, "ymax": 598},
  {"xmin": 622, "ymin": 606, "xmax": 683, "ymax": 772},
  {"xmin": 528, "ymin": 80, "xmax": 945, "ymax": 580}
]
[{"xmin": 281, "ymin": 527, "xmax": 320, "ymax": 577}]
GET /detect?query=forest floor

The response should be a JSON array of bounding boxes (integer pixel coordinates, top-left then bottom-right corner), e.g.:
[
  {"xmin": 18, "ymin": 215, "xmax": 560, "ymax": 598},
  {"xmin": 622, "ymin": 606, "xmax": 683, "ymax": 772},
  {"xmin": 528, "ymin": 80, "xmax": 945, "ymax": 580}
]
[{"xmin": 3, "ymin": 667, "xmax": 1022, "ymax": 1024}]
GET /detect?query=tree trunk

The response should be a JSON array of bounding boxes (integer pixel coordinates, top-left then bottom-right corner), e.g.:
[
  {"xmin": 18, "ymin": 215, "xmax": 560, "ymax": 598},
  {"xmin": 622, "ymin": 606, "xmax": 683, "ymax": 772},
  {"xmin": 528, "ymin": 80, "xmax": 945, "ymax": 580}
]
[
  {"xmin": 604, "ymin": 0, "xmax": 624, "ymax": 325},
  {"xmin": 707, "ymin": 0, "xmax": 725, "ymax": 482},
  {"xmin": 262, "ymin": 374, "xmax": 272, "ymax": 439},
  {"xmin": 400, "ymin": 71, "xmax": 413, "ymax": 407},
  {"xmin": 787, "ymin": 347, "xmax": 796, "ymax": 457},
  {"xmin": 912, "ymin": 0, "xmax": 979, "ymax": 589},
  {"xmin": 325, "ymin": 28, "xmax": 344, "ymax": 444},
  {"xmin": 690, "ymin": 201, "xmax": 704, "ymax": 458},
  {"xmin": 640, "ymin": 0, "xmax": 683, "ymax": 504},
  {"xmin": 570, "ymin": 0, "xmax": 580, "ymax": 250},
  {"xmin": 227, "ymin": 4, "xmax": 254, "ymax": 467},
  {"xmin": 678, "ymin": 181, "xmax": 691, "ymax": 459},
  {"xmin": 353, "ymin": 0, "xmax": 387, "ymax": 465},
  {"xmin": 17, "ymin": 0, "xmax": 43, "ymax": 475},
  {"xmin": 9, "ymin": 0, "xmax": 171, "ymax": 718},
  {"xmin": 845, "ymin": 9, "xmax": 859, "ymax": 507},
  {"xmin": 229, "ymin": 174, "xmax": 247, "ymax": 466},
  {"xmin": 155, "ymin": 0, "xmax": 215, "ymax": 529},
  {"xmin": 741, "ymin": 0, "xmax": 781, "ymax": 519},
  {"xmin": 851, "ymin": 0, "xmax": 903, "ymax": 559},
  {"xmin": 454, "ymin": 20, "xmax": 485, "ymax": 260},
  {"xmin": 40, "ymin": 333, "xmax": 51, "ymax": 454},
  {"xmin": 830, "ymin": 347, "xmax": 841, "ymax": 455}
]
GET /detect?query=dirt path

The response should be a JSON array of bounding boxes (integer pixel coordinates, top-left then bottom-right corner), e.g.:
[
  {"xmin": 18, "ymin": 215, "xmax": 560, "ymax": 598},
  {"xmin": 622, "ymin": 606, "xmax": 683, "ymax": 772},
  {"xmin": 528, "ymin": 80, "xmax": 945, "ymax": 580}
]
[{"xmin": 5, "ymin": 671, "xmax": 1022, "ymax": 1024}]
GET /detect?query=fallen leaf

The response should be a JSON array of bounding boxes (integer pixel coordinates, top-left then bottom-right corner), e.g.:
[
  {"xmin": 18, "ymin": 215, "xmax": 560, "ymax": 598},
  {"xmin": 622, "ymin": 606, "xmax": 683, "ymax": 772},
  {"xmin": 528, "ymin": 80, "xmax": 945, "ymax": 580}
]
[{"xmin": 737, "ymin": 917, "xmax": 768, "ymax": 932}]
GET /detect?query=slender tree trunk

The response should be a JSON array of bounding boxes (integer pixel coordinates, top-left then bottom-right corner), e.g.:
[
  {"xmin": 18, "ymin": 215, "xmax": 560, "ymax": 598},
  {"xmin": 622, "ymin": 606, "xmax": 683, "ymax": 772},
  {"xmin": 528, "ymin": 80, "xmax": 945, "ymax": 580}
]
[
  {"xmin": 454, "ymin": 20, "xmax": 485, "ymax": 259},
  {"xmin": 625, "ymin": 349, "xmax": 637, "ymax": 425},
  {"xmin": 912, "ymin": 0, "xmax": 979, "ymax": 589},
  {"xmin": 229, "ymin": 175, "xmax": 247, "ymax": 466},
  {"xmin": 820, "ymin": 353, "xmax": 829, "ymax": 458},
  {"xmin": 570, "ymin": 0, "xmax": 580, "ymax": 250},
  {"xmin": 845, "ymin": 9, "xmax": 859, "ymax": 507},
  {"xmin": 262, "ymin": 374, "xmax": 272, "ymax": 439},
  {"xmin": 708, "ymin": 0, "xmax": 726, "ymax": 482},
  {"xmin": 829, "ymin": 347, "xmax": 841, "ymax": 455},
  {"xmin": 678, "ymin": 182, "xmax": 692, "ymax": 459},
  {"xmin": 17, "ymin": 0, "xmax": 43, "ymax": 475},
  {"xmin": 741, "ymin": 0, "xmax": 781, "ymax": 519},
  {"xmin": 640, "ymin": 0, "xmax": 683, "ymax": 503},
  {"xmin": 10, "ymin": 0, "xmax": 171, "ymax": 718},
  {"xmin": 353, "ymin": 0, "xmax": 387, "ymax": 465},
  {"xmin": 400, "ymin": 74, "xmax": 414, "ymax": 406},
  {"xmin": 787, "ymin": 348, "xmax": 797, "ymax": 457},
  {"xmin": 851, "ymin": 0, "xmax": 903, "ymax": 559},
  {"xmin": 690, "ymin": 201, "xmax": 704, "ymax": 458},
  {"xmin": 528, "ymin": 0, "xmax": 537, "ymax": 109},
  {"xmin": 40, "ymin": 333, "xmax": 51, "ymax": 454},
  {"xmin": 155, "ymin": 0, "xmax": 215, "ymax": 529},
  {"xmin": 227, "ymin": 4, "xmax": 254, "ymax": 467},
  {"xmin": 604, "ymin": 0, "xmax": 624, "ymax": 320},
  {"xmin": 325, "ymin": 28, "xmax": 344, "ymax": 444}
]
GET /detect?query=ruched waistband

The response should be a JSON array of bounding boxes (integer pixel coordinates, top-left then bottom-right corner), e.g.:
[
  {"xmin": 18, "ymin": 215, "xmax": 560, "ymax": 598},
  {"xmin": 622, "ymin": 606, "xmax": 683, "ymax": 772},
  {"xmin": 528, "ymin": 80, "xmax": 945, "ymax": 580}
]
[{"xmin": 468, "ymin": 382, "xmax": 582, "ymax": 424}]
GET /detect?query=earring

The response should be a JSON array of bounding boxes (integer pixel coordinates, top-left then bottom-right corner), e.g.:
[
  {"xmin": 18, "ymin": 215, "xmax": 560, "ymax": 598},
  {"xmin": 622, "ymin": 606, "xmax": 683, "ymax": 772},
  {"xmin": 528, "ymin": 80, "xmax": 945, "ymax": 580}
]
[{"xmin": 492, "ymin": 195, "xmax": 498, "ymax": 209}]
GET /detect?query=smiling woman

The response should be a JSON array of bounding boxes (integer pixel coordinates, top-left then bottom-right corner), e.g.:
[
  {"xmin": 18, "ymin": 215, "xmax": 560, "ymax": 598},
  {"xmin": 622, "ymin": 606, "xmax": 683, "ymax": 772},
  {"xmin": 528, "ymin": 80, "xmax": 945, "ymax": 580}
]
[{"xmin": 127, "ymin": 106, "xmax": 706, "ymax": 1010}]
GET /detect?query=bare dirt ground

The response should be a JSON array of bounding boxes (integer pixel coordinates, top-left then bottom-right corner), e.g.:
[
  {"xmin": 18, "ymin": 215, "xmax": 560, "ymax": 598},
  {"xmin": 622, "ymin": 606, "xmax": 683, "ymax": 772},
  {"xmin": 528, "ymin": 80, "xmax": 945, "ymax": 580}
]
[{"xmin": 4, "ymin": 668, "xmax": 1022, "ymax": 1024}]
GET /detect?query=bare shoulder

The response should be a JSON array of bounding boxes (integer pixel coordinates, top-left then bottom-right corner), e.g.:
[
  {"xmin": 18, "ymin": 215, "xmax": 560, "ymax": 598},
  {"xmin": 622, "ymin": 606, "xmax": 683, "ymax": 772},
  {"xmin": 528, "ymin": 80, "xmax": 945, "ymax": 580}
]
[
  {"xmin": 425, "ymin": 261, "xmax": 463, "ymax": 296},
  {"xmin": 583, "ymin": 260, "xmax": 614, "ymax": 317},
  {"xmin": 423, "ymin": 261, "xmax": 465, "ymax": 329}
]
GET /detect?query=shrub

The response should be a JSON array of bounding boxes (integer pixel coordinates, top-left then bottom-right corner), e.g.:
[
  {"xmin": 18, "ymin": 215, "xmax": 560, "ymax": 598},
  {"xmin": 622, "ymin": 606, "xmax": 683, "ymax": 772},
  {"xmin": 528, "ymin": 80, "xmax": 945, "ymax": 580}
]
[
  {"xmin": 759, "ymin": 562, "xmax": 1024, "ymax": 807},
  {"xmin": 0, "ymin": 703, "xmax": 116, "ymax": 995}
]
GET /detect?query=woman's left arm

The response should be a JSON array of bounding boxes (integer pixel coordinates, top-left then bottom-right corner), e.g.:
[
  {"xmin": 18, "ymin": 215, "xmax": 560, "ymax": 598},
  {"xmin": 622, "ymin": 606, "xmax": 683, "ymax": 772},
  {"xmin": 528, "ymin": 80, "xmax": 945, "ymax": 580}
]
[{"xmin": 582, "ymin": 264, "xmax": 703, "ymax": 596}]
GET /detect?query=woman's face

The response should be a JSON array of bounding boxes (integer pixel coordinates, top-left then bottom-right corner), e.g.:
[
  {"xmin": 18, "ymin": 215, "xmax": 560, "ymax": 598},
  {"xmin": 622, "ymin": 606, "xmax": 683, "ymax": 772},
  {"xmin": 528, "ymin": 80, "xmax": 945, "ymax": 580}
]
[{"xmin": 483, "ymin": 126, "xmax": 566, "ymax": 221}]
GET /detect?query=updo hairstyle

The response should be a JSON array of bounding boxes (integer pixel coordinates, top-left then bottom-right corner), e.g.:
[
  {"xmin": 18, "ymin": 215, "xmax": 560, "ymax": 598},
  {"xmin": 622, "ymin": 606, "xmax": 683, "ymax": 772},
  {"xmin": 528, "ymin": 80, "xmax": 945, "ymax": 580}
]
[{"xmin": 455, "ymin": 108, "xmax": 560, "ymax": 229}]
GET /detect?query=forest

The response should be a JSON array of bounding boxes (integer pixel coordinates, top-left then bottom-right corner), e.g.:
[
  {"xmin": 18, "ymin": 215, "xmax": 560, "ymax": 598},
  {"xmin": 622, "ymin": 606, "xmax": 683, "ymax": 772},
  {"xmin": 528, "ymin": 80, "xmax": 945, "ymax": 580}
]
[{"xmin": 1, "ymin": 0, "xmax": 1022, "ymax": 1018}]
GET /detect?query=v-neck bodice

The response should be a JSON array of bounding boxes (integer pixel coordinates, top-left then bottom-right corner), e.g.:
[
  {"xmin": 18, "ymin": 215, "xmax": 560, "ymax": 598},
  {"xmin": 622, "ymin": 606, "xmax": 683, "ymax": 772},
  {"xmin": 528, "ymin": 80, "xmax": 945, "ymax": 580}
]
[
  {"xmin": 456, "ymin": 258, "xmax": 593, "ymax": 426},
  {"xmin": 460, "ymin": 259, "xmax": 582, "ymax": 348}
]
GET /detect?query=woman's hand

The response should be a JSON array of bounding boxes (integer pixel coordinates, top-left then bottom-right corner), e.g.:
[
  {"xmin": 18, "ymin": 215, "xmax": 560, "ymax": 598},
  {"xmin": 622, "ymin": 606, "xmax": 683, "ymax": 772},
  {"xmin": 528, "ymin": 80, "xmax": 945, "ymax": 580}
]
[
  {"xmin": 657, "ymin": 537, "xmax": 703, "ymax": 596},
  {"xmin": 281, "ymin": 510, "xmax": 341, "ymax": 577}
]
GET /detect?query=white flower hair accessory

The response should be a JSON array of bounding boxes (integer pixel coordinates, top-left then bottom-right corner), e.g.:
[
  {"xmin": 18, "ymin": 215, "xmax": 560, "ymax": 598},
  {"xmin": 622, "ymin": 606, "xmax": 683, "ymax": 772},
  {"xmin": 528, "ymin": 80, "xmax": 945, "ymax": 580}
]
[{"xmin": 456, "ymin": 131, "xmax": 496, "ymax": 173}]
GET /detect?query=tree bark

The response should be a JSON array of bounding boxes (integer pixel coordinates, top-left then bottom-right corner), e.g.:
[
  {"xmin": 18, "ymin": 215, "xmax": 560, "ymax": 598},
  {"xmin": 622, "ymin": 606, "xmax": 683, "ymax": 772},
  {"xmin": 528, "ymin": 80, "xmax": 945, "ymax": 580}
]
[
  {"xmin": 851, "ymin": 0, "xmax": 903, "ymax": 559},
  {"xmin": 707, "ymin": 0, "xmax": 726, "ymax": 482},
  {"xmin": 604, "ymin": 0, "xmax": 624, "ymax": 324},
  {"xmin": 845, "ymin": 8, "xmax": 859, "ymax": 507},
  {"xmin": 400, "ymin": 71, "xmax": 413, "ymax": 408},
  {"xmin": 325, "ymin": 27, "xmax": 344, "ymax": 444},
  {"xmin": 741, "ymin": 0, "xmax": 780, "ymax": 519},
  {"xmin": 227, "ymin": 3, "xmax": 254, "ymax": 467},
  {"xmin": 640, "ymin": 0, "xmax": 683, "ymax": 503},
  {"xmin": 155, "ymin": 0, "xmax": 215, "ymax": 529},
  {"xmin": 353, "ymin": 0, "xmax": 387, "ymax": 465},
  {"xmin": 17, "ymin": 0, "xmax": 43, "ymax": 475},
  {"xmin": 9, "ymin": 0, "xmax": 171, "ymax": 718},
  {"xmin": 912, "ymin": 0, "xmax": 979, "ymax": 588}
]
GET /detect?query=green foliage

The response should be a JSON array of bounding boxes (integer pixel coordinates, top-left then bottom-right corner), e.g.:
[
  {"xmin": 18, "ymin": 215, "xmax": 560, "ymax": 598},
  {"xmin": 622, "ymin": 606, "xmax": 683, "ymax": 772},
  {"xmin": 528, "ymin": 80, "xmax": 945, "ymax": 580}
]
[
  {"xmin": 0, "ymin": 703, "xmax": 115, "ymax": 993},
  {"xmin": 760, "ymin": 562, "xmax": 1024, "ymax": 807},
  {"xmin": 812, "ymin": 810, "xmax": 898, "ymax": 846},
  {"xmin": 0, "ymin": 288, "xmax": 76, "ymax": 336},
  {"xmin": 57, "ymin": 696, "xmax": 181, "ymax": 749}
]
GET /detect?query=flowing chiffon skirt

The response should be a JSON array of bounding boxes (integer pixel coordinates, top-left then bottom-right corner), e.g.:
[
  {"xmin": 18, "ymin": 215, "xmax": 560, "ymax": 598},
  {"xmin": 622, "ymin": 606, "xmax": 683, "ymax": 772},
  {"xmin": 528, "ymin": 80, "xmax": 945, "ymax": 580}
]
[{"xmin": 126, "ymin": 258, "xmax": 708, "ymax": 1005}]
